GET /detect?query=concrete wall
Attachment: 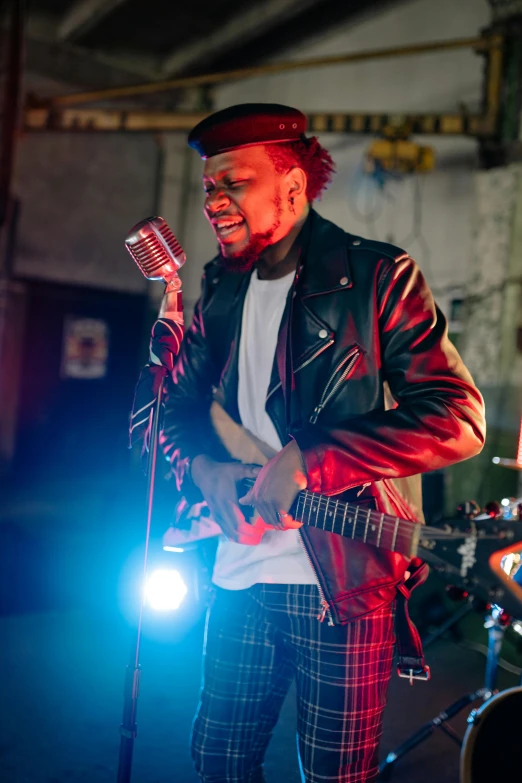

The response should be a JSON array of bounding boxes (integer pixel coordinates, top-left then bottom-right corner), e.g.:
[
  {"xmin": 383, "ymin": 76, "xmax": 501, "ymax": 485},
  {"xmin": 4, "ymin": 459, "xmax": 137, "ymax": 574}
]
[
  {"xmin": 163, "ymin": 0, "xmax": 490, "ymax": 318},
  {"xmin": 13, "ymin": 127, "xmax": 159, "ymax": 294}
]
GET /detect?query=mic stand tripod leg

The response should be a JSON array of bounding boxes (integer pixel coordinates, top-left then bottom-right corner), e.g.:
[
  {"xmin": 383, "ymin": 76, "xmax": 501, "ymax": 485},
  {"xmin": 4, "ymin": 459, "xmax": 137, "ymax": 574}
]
[
  {"xmin": 377, "ymin": 689, "xmax": 487, "ymax": 781},
  {"xmin": 117, "ymin": 377, "xmax": 164, "ymax": 783},
  {"xmin": 378, "ymin": 600, "xmax": 500, "ymax": 781}
]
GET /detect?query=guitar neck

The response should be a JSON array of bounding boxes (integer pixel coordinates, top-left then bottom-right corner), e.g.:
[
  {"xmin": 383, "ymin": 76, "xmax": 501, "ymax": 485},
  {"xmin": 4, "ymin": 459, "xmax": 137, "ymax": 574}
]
[
  {"xmin": 294, "ymin": 489, "xmax": 421, "ymax": 558},
  {"xmin": 241, "ymin": 479, "xmax": 421, "ymax": 558}
]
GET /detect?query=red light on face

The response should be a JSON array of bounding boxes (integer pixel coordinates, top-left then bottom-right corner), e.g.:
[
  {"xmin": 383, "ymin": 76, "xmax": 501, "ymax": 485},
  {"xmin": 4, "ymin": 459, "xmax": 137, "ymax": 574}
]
[{"xmin": 517, "ymin": 416, "xmax": 522, "ymax": 468}]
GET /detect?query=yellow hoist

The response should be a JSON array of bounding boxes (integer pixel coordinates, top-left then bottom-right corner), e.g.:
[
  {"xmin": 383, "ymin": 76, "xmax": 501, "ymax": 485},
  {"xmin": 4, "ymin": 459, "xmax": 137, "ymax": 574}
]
[{"xmin": 365, "ymin": 126, "xmax": 435, "ymax": 175}]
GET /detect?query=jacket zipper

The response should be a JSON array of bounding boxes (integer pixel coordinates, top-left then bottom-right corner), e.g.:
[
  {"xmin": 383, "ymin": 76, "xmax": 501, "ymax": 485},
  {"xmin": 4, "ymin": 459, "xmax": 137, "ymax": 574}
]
[
  {"xmin": 263, "ymin": 318, "xmax": 335, "ymax": 622},
  {"xmin": 310, "ymin": 346, "xmax": 361, "ymax": 424},
  {"xmin": 266, "ymin": 337, "xmax": 334, "ymax": 403},
  {"xmin": 302, "ymin": 345, "xmax": 361, "ymax": 622},
  {"xmin": 298, "ymin": 530, "xmax": 334, "ymax": 625}
]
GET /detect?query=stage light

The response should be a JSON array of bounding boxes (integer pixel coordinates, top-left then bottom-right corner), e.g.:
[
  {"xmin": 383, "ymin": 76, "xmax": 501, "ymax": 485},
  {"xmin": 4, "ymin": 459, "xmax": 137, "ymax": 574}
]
[{"xmin": 144, "ymin": 568, "xmax": 187, "ymax": 611}]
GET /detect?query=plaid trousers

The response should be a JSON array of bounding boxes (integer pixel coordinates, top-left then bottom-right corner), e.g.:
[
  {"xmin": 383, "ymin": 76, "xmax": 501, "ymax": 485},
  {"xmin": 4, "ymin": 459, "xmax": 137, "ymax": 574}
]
[{"xmin": 190, "ymin": 583, "xmax": 395, "ymax": 783}]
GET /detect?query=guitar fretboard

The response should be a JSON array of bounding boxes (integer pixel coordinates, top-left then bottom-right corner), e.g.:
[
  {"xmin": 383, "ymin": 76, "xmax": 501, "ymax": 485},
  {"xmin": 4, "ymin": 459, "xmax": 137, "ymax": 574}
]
[
  {"xmin": 241, "ymin": 478, "xmax": 421, "ymax": 557},
  {"xmin": 293, "ymin": 489, "xmax": 420, "ymax": 558}
]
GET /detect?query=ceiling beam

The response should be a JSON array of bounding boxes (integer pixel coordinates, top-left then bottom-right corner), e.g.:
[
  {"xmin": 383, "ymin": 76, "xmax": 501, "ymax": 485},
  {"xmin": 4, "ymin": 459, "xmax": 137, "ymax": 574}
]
[
  {"xmin": 50, "ymin": 35, "xmax": 493, "ymax": 106},
  {"xmin": 160, "ymin": 0, "xmax": 325, "ymax": 77},
  {"xmin": 24, "ymin": 107, "xmax": 494, "ymax": 137},
  {"xmin": 56, "ymin": 0, "xmax": 130, "ymax": 42}
]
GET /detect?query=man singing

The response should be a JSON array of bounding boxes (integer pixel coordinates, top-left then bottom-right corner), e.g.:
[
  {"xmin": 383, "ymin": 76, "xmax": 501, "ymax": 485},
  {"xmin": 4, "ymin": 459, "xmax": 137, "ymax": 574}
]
[{"xmin": 160, "ymin": 103, "xmax": 485, "ymax": 783}]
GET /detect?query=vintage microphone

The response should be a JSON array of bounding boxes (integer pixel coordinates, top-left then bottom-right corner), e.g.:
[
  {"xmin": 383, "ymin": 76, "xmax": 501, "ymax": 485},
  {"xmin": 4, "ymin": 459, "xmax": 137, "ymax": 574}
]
[{"xmin": 118, "ymin": 217, "xmax": 186, "ymax": 783}]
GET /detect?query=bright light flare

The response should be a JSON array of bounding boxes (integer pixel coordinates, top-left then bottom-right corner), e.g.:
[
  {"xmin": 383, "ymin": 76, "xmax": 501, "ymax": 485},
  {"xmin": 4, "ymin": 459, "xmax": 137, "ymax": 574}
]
[{"xmin": 144, "ymin": 569, "xmax": 187, "ymax": 611}]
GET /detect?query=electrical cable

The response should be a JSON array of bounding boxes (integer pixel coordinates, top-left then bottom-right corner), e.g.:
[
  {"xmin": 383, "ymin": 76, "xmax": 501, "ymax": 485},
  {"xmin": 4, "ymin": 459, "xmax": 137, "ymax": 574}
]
[
  {"xmin": 346, "ymin": 163, "xmax": 388, "ymax": 240},
  {"xmin": 395, "ymin": 175, "xmax": 434, "ymax": 282}
]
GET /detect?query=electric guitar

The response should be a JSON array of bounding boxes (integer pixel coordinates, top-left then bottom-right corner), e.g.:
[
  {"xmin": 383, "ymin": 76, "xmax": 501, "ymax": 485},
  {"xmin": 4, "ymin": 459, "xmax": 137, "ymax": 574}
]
[{"xmin": 163, "ymin": 403, "xmax": 522, "ymax": 617}]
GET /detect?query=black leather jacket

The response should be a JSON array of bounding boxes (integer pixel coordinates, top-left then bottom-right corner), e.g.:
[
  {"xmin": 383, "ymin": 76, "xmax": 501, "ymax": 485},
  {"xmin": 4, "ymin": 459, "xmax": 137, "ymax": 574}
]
[{"xmin": 161, "ymin": 210, "xmax": 486, "ymax": 624}]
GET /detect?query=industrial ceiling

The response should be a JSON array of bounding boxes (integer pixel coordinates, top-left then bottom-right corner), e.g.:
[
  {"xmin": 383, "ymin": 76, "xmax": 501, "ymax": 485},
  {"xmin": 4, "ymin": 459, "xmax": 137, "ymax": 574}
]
[{"xmin": 16, "ymin": 0, "xmax": 401, "ymax": 103}]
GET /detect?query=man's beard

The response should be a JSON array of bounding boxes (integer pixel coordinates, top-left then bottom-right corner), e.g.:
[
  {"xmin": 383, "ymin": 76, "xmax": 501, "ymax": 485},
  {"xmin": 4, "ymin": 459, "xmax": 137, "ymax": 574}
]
[{"xmin": 218, "ymin": 193, "xmax": 282, "ymax": 273}]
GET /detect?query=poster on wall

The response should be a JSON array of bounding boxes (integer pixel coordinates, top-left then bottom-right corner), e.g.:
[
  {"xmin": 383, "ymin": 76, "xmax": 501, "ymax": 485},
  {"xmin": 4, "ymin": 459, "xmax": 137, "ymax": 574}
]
[{"xmin": 61, "ymin": 316, "xmax": 109, "ymax": 379}]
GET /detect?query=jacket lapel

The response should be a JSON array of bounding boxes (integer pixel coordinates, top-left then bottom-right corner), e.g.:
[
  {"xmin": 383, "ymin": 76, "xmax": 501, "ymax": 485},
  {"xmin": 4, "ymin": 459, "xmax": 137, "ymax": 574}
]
[
  {"xmin": 211, "ymin": 268, "xmax": 252, "ymax": 423},
  {"xmin": 272, "ymin": 211, "xmax": 354, "ymax": 424},
  {"xmin": 215, "ymin": 210, "xmax": 355, "ymax": 428}
]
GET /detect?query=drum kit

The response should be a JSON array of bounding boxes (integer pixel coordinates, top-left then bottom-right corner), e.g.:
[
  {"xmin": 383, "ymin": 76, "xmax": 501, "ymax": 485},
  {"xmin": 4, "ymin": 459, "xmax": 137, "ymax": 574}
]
[{"xmin": 379, "ymin": 456, "xmax": 522, "ymax": 783}]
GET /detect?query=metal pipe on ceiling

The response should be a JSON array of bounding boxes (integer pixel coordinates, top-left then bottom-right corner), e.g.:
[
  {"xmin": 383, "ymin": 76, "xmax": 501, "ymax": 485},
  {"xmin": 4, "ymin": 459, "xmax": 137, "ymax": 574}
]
[{"xmin": 48, "ymin": 35, "xmax": 497, "ymax": 107}]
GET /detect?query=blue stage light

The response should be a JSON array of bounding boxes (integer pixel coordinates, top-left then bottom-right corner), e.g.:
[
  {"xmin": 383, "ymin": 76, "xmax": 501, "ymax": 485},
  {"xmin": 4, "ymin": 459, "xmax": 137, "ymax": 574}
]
[{"xmin": 144, "ymin": 568, "xmax": 188, "ymax": 611}]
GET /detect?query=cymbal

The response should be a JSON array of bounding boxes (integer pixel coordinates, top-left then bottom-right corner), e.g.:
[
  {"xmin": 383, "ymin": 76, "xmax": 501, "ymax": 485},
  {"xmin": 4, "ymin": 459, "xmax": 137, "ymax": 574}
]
[{"xmin": 492, "ymin": 457, "xmax": 522, "ymax": 471}]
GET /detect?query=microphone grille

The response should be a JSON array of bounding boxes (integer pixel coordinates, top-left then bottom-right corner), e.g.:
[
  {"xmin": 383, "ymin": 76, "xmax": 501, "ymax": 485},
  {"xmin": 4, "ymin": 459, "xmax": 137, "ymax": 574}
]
[{"xmin": 125, "ymin": 216, "xmax": 186, "ymax": 280}]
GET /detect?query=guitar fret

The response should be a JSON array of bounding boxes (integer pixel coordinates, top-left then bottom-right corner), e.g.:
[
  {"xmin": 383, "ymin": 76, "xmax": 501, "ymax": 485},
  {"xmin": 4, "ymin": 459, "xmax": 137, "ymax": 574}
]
[
  {"xmin": 352, "ymin": 506, "xmax": 358, "ymax": 539},
  {"xmin": 341, "ymin": 502, "xmax": 348, "ymax": 536},
  {"xmin": 363, "ymin": 508, "xmax": 370, "ymax": 542},
  {"xmin": 391, "ymin": 517, "xmax": 399, "ymax": 552},
  {"xmin": 323, "ymin": 496, "xmax": 329, "ymax": 530},
  {"xmin": 333, "ymin": 499, "xmax": 339, "ymax": 530},
  {"xmin": 376, "ymin": 513, "xmax": 384, "ymax": 547},
  {"xmin": 315, "ymin": 495, "xmax": 321, "ymax": 529},
  {"xmin": 306, "ymin": 492, "xmax": 313, "ymax": 526}
]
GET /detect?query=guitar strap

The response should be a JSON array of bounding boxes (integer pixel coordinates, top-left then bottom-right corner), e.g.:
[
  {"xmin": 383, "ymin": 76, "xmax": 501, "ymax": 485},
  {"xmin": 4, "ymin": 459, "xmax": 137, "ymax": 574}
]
[{"xmin": 395, "ymin": 559, "xmax": 431, "ymax": 683}]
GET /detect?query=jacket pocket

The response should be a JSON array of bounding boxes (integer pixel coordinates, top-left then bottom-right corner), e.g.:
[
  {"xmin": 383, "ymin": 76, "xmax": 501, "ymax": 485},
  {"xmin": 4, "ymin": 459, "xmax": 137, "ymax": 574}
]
[{"xmin": 309, "ymin": 344, "xmax": 363, "ymax": 424}]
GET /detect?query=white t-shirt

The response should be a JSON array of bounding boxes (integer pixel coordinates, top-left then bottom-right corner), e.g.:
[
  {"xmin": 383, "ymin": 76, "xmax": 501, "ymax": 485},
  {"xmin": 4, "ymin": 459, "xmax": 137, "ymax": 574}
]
[{"xmin": 212, "ymin": 269, "xmax": 316, "ymax": 590}]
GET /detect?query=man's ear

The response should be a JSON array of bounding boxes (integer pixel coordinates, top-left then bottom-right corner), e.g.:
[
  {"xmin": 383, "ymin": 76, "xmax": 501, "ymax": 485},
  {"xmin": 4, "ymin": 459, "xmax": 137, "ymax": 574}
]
[{"xmin": 284, "ymin": 166, "xmax": 307, "ymax": 201}]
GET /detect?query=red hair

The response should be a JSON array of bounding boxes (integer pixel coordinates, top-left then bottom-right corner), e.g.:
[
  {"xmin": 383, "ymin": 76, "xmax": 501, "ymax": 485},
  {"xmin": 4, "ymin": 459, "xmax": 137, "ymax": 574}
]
[{"xmin": 266, "ymin": 135, "xmax": 335, "ymax": 202}]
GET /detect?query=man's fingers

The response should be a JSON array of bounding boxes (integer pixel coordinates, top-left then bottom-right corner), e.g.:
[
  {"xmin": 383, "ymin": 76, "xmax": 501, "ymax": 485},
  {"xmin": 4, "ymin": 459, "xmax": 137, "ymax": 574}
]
[
  {"xmin": 282, "ymin": 515, "xmax": 303, "ymax": 529},
  {"xmin": 252, "ymin": 507, "xmax": 302, "ymax": 531},
  {"xmin": 272, "ymin": 510, "xmax": 302, "ymax": 530},
  {"xmin": 219, "ymin": 501, "xmax": 251, "ymax": 543},
  {"xmin": 235, "ymin": 463, "xmax": 261, "ymax": 477},
  {"xmin": 238, "ymin": 490, "xmax": 252, "ymax": 506},
  {"xmin": 209, "ymin": 501, "xmax": 238, "ymax": 541}
]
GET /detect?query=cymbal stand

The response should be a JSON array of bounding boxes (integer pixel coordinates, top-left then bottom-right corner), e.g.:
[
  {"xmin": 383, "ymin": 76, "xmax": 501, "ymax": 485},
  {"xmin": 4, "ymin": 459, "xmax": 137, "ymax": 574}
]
[{"xmin": 378, "ymin": 604, "xmax": 510, "ymax": 781}]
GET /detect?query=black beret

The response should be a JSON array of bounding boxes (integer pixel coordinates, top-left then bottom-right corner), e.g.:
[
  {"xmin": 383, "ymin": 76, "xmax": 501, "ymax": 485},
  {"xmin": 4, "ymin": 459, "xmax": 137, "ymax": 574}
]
[{"xmin": 188, "ymin": 103, "xmax": 307, "ymax": 159}]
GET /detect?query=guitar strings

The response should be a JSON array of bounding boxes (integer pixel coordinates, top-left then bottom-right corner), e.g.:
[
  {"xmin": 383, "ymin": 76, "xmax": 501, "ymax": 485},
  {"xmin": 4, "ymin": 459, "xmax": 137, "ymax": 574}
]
[
  {"xmin": 242, "ymin": 478, "xmax": 476, "ymax": 541},
  {"xmin": 296, "ymin": 493, "xmax": 465, "ymax": 541}
]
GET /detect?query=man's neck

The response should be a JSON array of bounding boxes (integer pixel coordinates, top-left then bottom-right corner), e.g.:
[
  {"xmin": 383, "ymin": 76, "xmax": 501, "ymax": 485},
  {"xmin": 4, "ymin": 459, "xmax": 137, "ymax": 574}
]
[{"xmin": 256, "ymin": 206, "xmax": 310, "ymax": 280}]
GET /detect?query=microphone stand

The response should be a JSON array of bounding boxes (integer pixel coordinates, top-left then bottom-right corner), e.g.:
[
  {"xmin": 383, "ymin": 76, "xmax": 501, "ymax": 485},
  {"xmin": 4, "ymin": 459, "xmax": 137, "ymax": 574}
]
[
  {"xmin": 117, "ymin": 374, "xmax": 165, "ymax": 783},
  {"xmin": 119, "ymin": 221, "xmax": 185, "ymax": 782}
]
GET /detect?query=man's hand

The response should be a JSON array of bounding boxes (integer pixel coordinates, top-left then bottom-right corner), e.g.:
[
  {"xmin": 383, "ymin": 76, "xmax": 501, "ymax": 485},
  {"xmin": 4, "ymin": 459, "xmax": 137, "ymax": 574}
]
[
  {"xmin": 190, "ymin": 455, "xmax": 264, "ymax": 544},
  {"xmin": 238, "ymin": 440, "xmax": 306, "ymax": 530}
]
